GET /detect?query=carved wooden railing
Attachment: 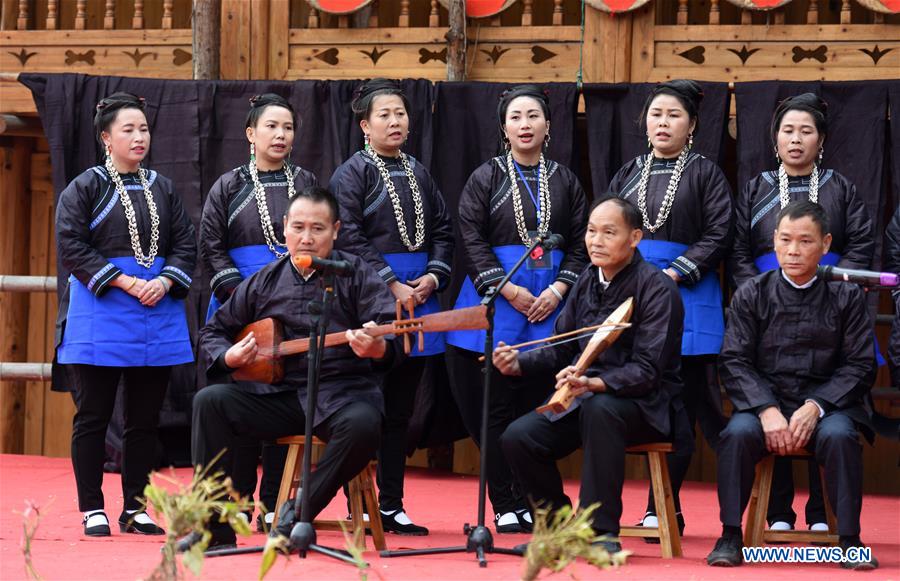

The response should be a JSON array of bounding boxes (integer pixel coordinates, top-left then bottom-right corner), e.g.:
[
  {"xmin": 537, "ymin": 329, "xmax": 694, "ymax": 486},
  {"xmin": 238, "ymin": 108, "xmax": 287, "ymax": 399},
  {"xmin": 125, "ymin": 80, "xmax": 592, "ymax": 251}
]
[
  {"xmin": 268, "ymin": 0, "xmax": 584, "ymax": 82},
  {"xmin": 640, "ymin": 1, "xmax": 899, "ymax": 82}
]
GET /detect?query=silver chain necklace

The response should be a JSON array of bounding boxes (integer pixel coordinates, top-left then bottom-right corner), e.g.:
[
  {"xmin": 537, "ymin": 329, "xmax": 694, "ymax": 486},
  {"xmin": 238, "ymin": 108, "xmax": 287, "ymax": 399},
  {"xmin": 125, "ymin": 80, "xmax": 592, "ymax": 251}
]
[
  {"xmin": 249, "ymin": 161, "xmax": 296, "ymax": 258},
  {"xmin": 506, "ymin": 151, "xmax": 552, "ymax": 246},
  {"xmin": 778, "ymin": 163, "xmax": 819, "ymax": 209},
  {"xmin": 105, "ymin": 155, "xmax": 159, "ymax": 268},
  {"xmin": 636, "ymin": 146, "xmax": 690, "ymax": 234},
  {"xmin": 366, "ymin": 149, "xmax": 425, "ymax": 252}
]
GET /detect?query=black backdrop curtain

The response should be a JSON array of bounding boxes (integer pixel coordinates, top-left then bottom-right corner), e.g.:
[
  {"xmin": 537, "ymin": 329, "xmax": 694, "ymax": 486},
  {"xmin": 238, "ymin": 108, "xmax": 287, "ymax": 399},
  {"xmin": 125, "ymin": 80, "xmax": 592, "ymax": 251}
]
[{"xmin": 582, "ymin": 82, "xmax": 731, "ymax": 196}]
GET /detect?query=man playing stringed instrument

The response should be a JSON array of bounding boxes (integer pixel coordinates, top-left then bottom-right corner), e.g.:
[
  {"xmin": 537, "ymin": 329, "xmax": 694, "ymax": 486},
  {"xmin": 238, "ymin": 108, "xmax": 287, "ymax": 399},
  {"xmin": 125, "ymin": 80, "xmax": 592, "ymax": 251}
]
[
  {"xmin": 494, "ymin": 195, "xmax": 685, "ymax": 554},
  {"xmin": 181, "ymin": 186, "xmax": 404, "ymax": 552}
]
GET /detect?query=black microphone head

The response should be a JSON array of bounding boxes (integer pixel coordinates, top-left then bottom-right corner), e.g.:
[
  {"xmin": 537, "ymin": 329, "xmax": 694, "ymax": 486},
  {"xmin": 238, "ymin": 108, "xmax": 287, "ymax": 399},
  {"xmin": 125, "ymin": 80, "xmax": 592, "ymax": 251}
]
[{"xmin": 542, "ymin": 233, "xmax": 565, "ymax": 250}]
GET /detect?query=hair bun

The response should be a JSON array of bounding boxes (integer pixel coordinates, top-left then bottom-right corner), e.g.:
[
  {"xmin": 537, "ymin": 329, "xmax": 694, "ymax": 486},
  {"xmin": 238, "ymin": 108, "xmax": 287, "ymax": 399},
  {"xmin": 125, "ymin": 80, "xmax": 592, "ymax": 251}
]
[
  {"xmin": 659, "ymin": 79, "xmax": 703, "ymax": 109},
  {"xmin": 780, "ymin": 92, "xmax": 827, "ymax": 116}
]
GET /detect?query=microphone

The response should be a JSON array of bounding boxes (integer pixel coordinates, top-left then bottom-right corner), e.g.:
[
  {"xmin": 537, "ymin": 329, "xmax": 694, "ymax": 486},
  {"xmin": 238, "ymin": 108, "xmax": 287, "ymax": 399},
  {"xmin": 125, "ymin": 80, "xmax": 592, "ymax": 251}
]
[
  {"xmin": 292, "ymin": 254, "xmax": 355, "ymax": 277},
  {"xmin": 817, "ymin": 265, "xmax": 900, "ymax": 288},
  {"xmin": 541, "ymin": 233, "xmax": 565, "ymax": 250},
  {"xmin": 530, "ymin": 233, "xmax": 565, "ymax": 260}
]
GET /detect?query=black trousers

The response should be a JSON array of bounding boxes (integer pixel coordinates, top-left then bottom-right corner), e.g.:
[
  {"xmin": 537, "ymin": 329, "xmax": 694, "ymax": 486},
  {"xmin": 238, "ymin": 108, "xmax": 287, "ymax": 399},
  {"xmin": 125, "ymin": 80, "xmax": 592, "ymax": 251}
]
[
  {"xmin": 377, "ymin": 356, "xmax": 428, "ymax": 511},
  {"xmin": 767, "ymin": 456, "xmax": 826, "ymax": 526},
  {"xmin": 446, "ymin": 345, "xmax": 552, "ymax": 515},
  {"xmin": 646, "ymin": 355, "xmax": 724, "ymax": 515},
  {"xmin": 191, "ymin": 385, "xmax": 381, "ymax": 522},
  {"xmin": 501, "ymin": 393, "xmax": 666, "ymax": 535},
  {"xmin": 70, "ymin": 364, "xmax": 170, "ymax": 512},
  {"xmin": 230, "ymin": 438, "xmax": 288, "ymax": 513},
  {"xmin": 717, "ymin": 411, "xmax": 863, "ymax": 536}
]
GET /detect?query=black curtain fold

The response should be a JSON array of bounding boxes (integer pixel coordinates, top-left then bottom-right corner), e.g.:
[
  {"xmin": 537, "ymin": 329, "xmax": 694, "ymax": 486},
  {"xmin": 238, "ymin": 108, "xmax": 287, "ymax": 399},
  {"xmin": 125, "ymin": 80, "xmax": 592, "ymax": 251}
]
[{"xmin": 583, "ymin": 81, "xmax": 731, "ymax": 196}]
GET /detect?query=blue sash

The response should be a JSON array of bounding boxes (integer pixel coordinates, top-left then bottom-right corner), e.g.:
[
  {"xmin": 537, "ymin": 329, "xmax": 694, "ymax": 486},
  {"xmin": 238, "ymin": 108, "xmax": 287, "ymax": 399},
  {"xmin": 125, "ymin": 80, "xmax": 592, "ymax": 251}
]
[
  {"xmin": 447, "ymin": 245, "xmax": 564, "ymax": 352},
  {"xmin": 755, "ymin": 251, "xmax": 886, "ymax": 366},
  {"xmin": 58, "ymin": 257, "xmax": 193, "ymax": 367},
  {"xmin": 640, "ymin": 240, "xmax": 724, "ymax": 356},
  {"xmin": 384, "ymin": 252, "xmax": 444, "ymax": 356},
  {"xmin": 205, "ymin": 244, "xmax": 280, "ymax": 321}
]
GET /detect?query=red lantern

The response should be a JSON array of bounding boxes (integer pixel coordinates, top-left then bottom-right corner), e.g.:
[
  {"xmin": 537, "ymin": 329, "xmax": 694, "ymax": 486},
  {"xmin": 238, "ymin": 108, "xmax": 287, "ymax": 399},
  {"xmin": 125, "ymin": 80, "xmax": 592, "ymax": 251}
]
[
  {"xmin": 854, "ymin": 0, "xmax": 900, "ymax": 13},
  {"xmin": 724, "ymin": 0, "xmax": 793, "ymax": 9},
  {"xmin": 586, "ymin": 0, "xmax": 652, "ymax": 12},
  {"xmin": 438, "ymin": 0, "xmax": 517, "ymax": 18},
  {"xmin": 308, "ymin": 0, "xmax": 373, "ymax": 14}
]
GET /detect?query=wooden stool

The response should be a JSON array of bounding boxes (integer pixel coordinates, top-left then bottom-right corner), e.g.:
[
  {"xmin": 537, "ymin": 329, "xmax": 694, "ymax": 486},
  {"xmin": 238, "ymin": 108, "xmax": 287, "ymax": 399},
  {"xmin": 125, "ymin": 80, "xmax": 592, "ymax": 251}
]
[
  {"xmin": 273, "ymin": 435, "xmax": 386, "ymax": 551},
  {"xmin": 618, "ymin": 443, "xmax": 683, "ymax": 558},
  {"xmin": 744, "ymin": 451, "xmax": 838, "ymax": 547}
]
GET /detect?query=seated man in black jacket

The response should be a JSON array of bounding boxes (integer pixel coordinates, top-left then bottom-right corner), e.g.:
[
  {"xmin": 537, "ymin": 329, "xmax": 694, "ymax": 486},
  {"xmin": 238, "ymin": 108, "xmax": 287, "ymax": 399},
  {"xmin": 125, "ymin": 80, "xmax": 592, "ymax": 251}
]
[
  {"xmin": 494, "ymin": 195, "xmax": 685, "ymax": 554},
  {"xmin": 182, "ymin": 187, "xmax": 403, "ymax": 551},
  {"xmin": 707, "ymin": 201, "xmax": 877, "ymax": 570}
]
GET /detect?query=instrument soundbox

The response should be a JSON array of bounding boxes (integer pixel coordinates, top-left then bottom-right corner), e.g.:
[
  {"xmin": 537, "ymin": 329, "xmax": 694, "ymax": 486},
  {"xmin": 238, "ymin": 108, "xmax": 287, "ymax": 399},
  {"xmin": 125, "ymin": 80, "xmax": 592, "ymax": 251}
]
[
  {"xmin": 232, "ymin": 304, "xmax": 489, "ymax": 384},
  {"xmin": 535, "ymin": 297, "xmax": 634, "ymax": 415}
]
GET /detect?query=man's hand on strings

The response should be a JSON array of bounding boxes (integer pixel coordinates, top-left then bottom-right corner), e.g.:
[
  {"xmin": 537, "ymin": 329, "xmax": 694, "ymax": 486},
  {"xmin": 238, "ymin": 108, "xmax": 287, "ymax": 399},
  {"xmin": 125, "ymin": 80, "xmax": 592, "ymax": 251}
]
[
  {"xmin": 493, "ymin": 341, "xmax": 522, "ymax": 376},
  {"xmin": 225, "ymin": 331, "xmax": 258, "ymax": 368},
  {"xmin": 347, "ymin": 321, "xmax": 386, "ymax": 359}
]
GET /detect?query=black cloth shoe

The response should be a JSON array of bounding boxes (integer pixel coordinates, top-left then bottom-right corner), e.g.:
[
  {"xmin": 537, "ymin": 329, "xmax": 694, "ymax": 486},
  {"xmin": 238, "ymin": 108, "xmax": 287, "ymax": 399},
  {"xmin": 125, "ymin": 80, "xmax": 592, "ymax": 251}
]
[
  {"xmin": 495, "ymin": 511, "xmax": 523, "ymax": 534},
  {"xmin": 515, "ymin": 508, "xmax": 534, "ymax": 533},
  {"xmin": 175, "ymin": 527, "xmax": 237, "ymax": 553},
  {"xmin": 118, "ymin": 511, "xmax": 164, "ymax": 535},
  {"xmin": 380, "ymin": 509, "xmax": 429, "ymax": 536},
  {"xmin": 83, "ymin": 512, "xmax": 110, "ymax": 537},
  {"xmin": 592, "ymin": 539, "xmax": 622, "ymax": 554},
  {"xmin": 706, "ymin": 535, "xmax": 743, "ymax": 567},
  {"xmin": 637, "ymin": 511, "xmax": 685, "ymax": 544},
  {"xmin": 839, "ymin": 539, "xmax": 879, "ymax": 571}
]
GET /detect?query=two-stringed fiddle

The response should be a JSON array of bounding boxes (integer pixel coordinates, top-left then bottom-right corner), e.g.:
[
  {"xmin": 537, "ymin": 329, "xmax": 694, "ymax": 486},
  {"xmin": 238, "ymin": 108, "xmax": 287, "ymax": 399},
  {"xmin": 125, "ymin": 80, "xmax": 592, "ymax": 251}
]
[
  {"xmin": 535, "ymin": 297, "xmax": 634, "ymax": 414},
  {"xmin": 232, "ymin": 303, "xmax": 489, "ymax": 384}
]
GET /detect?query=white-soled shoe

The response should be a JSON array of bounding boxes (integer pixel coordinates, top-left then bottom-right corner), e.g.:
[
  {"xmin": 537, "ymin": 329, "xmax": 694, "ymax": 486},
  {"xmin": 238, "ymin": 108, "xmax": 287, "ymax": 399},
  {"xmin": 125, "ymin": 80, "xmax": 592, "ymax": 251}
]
[
  {"xmin": 769, "ymin": 520, "xmax": 793, "ymax": 531},
  {"xmin": 809, "ymin": 522, "xmax": 829, "ymax": 532},
  {"xmin": 83, "ymin": 511, "xmax": 110, "ymax": 537}
]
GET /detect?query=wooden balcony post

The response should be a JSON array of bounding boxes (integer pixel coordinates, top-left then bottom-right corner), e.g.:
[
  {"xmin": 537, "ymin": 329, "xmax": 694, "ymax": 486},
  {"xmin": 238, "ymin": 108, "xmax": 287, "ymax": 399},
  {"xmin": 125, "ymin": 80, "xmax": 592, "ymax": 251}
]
[
  {"xmin": 709, "ymin": 0, "xmax": 719, "ymax": 25},
  {"xmin": 429, "ymin": 0, "xmax": 439, "ymax": 27},
  {"xmin": 553, "ymin": 0, "xmax": 563, "ymax": 25},
  {"xmin": 807, "ymin": 0, "xmax": 818, "ymax": 25},
  {"xmin": 163, "ymin": 0, "xmax": 174, "ymax": 29},
  {"xmin": 677, "ymin": 0, "xmax": 688, "ymax": 25},
  {"xmin": 75, "ymin": 0, "xmax": 87, "ymax": 30},
  {"xmin": 46, "ymin": 0, "xmax": 58, "ymax": 29},
  {"xmin": 16, "ymin": 0, "xmax": 29, "ymax": 30},
  {"xmin": 193, "ymin": 0, "xmax": 221, "ymax": 79},
  {"xmin": 104, "ymin": 0, "xmax": 115, "ymax": 29},
  {"xmin": 133, "ymin": 0, "xmax": 144, "ymax": 29},
  {"xmin": 447, "ymin": 0, "xmax": 465, "ymax": 81},
  {"xmin": 522, "ymin": 0, "xmax": 533, "ymax": 26},
  {"xmin": 399, "ymin": 0, "xmax": 409, "ymax": 27}
]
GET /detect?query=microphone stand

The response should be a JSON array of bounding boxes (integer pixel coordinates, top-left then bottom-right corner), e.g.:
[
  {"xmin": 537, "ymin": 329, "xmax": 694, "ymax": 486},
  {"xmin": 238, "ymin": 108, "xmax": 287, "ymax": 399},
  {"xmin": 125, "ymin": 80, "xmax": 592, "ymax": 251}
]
[
  {"xmin": 206, "ymin": 271, "xmax": 362, "ymax": 566},
  {"xmin": 380, "ymin": 236, "xmax": 548, "ymax": 567}
]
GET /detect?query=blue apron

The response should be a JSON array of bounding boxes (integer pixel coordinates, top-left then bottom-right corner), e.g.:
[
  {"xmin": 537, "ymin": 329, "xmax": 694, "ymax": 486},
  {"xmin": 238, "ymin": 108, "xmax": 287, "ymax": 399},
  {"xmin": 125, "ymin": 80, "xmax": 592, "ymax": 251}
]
[
  {"xmin": 58, "ymin": 256, "xmax": 193, "ymax": 367},
  {"xmin": 384, "ymin": 252, "xmax": 444, "ymax": 356},
  {"xmin": 755, "ymin": 251, "xmax": 886, "ymax": 366},
  {"xmin": 640, "ymin": 240, "xmax": 724, "ymax": 356},
  {"xmin": 205, "ymin": 244, "xmax": 281, "ymax": 321},
  {"xmin": 447, "ymin": 245, "xmax": 564, "ymax": 352}
]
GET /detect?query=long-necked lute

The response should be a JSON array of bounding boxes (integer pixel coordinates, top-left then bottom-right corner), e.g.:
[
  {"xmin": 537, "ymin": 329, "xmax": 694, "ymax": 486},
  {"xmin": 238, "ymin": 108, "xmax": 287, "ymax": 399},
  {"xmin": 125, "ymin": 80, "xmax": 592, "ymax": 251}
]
[
  {"xmin": 535, "ymin": 297, "xmax": 634, "ymax": 414},
  {"xmin": 233, "ymin": 304, "xmax": 489, "ymax": 384}
]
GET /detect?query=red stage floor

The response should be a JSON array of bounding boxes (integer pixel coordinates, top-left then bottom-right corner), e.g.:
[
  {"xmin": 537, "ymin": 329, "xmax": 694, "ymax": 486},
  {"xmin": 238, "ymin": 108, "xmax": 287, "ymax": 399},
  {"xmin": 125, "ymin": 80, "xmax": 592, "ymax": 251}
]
[{"xmin": 1, "ymin": 454, "xmax": 897, "ymax": 580}]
